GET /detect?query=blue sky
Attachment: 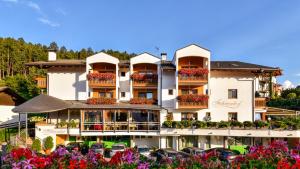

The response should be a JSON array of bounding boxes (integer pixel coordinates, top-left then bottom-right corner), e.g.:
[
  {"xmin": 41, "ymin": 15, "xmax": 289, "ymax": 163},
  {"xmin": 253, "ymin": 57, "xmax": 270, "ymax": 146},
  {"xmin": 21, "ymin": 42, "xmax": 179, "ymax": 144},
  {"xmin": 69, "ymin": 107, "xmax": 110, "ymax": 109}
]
[{"xmin": 0, "ymin": 0, "xmax": 300, "ymax": 86}]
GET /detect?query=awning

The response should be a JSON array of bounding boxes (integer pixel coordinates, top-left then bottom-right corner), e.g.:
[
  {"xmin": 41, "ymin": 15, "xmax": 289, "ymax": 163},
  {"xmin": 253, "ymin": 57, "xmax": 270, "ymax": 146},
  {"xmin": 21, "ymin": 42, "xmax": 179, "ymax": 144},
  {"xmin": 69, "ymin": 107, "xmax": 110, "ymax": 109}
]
[{"xmin": 12, "ymin": 94, "xmax": 70, "ymax": 113}]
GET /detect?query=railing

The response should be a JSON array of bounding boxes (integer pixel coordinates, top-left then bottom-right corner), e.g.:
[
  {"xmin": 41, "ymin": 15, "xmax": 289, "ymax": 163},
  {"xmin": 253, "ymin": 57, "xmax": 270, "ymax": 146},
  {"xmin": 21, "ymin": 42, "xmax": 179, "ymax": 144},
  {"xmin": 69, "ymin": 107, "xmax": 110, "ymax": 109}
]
[
  {"xmin": 88, "ymin": 79, "xmax": 116, "ymax": 87},
  {"xmin": 35, "ymin": 77, "xmax": 47, "ymax": 89},
  {"xmin": 255, "ymin": 97, "xmax": 267, "ymax": 109},
  {"xmin": 178, "ymin": 101, "xmax": 208, "ymax": 109},
  {"xmin": 132, "ymin": 79, "xmax": 158, "ymax": 87},
  {"xmin": 82, "ymin": 122, "xmax": 160, "ymax": 132},
  {"xmin": 178, "ymin": 74, "xmax": 208, "ymax": 83}
]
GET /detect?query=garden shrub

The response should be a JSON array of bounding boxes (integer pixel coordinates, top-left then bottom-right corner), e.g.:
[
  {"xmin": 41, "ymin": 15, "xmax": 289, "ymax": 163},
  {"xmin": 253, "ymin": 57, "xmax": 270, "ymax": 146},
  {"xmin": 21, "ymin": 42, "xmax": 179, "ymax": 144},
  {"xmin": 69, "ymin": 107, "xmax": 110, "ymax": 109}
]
[
  {"xmin": 243, "ymin": 121, "xmax": 253, "ymax": 128},
  {"xmin": 162, "ymin": 121, "xmax": 172, "ymax": 128},
  {"xmin": 207, "ymin": 121, "xmax": 217, "ymax": 128},
  {"xmin": 254, "ymin": 120, "xmax": 268, "ymax": 128},
  {"xmin": 44, "ymin": 136, "xmax": 54, "ymax": 150},
  {"xmin": 230, "ymin": 121, "xmax": 243, "ymax": 128},
  {"xmin": 217, "ymin": 121, "xmax": 230, "ymax": 128},
  {"xmin": 32, "ymin": 139, "xmax": 41, "ymax": 152},
  {"xmin": 181, "ymin": 120, "xmax": 192, "ymax": 128},
  {"xmin": 194, "ymin": 121, "xmax": 207, "ymax": 128}
]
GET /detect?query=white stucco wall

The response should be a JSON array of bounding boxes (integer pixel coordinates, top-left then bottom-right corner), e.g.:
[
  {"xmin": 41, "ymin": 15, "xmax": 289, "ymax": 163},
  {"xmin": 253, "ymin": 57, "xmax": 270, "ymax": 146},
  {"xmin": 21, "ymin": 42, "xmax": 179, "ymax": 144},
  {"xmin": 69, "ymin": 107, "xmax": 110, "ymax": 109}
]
[
  {"xmin": 48, "ymin": 68, "xmax": 86, "ymax": 100},
  {"xmin": 161, "ymin": 71, "xmax": 176, "ymax": 108},
  {"xmin": 209, "ymin": 71, "xmax": 255, "ymax": 122},
  {"xmin": 0, "ymin": 106, "xmax": 25, "ymax": 124},
  {"xmin": 119, "ymin": 69, "xmax": 130, "ymax": 101}
]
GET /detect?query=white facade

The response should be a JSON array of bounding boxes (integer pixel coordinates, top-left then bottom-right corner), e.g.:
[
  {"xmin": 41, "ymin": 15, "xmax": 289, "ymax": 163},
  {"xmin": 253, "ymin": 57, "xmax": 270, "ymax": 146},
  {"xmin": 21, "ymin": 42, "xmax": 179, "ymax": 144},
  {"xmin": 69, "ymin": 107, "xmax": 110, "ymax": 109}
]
[
  {"xmin": 0, "ymin": 105, "xmax": 25, "ymax": 124},
  {"xmin": 33, "ymin": 44, "xmax": 284, "ymax": 150},
  {"xmin": 48, "ymin": 67, "xmax": 86, "ymax": 100}
]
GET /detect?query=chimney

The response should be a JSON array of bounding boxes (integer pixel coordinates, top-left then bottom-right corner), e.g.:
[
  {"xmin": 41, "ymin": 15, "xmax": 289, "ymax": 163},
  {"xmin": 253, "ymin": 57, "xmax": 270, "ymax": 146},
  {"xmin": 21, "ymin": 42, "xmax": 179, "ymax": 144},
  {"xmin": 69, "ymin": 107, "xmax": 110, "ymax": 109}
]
[
  {"xmin": 48, "ymin": 48, "xmax": 57, "ymax": 61},
  {"xmin": 161, "ymin": 53, "xmax": 167, "ymax": 61}
]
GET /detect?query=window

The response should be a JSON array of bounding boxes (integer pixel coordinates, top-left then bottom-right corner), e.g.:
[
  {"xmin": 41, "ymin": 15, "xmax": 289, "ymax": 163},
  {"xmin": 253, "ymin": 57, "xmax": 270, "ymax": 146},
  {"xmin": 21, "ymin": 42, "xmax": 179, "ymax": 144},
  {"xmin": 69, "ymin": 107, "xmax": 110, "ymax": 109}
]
[
  {"xmin": 99, "ymin": 92, "xmax": 113, "ymax": 98},
  {"xmin": 181, "ymin": 89, "xmax": 197, "ymax": 95},
  {"xmin": 228, "ymin": 89, "xmax": 238, "ymax": 99},
  {"xmin": 121, "ymin": 72, "xmax": 126, "ymax": 77},
  {"xmin": 228, "ymin": 112, "xmax": 238, "ymax": 121},
  {"xmin": 181, "ymin": 112, "xmax": 197, "ymax": 120},
  {"xmin": 204, "ymin": 112, "xmax": 211, "ymax": 121},
  {"xmin": 138, "ymin": 92, "xmax": 153, "ymax": 99},
  {"xmin": 168, "ymin": 89, "xmax": 173, "ymax": 95},
  {"xmin": 121, "ymin": 92, "xmax": 126, "ymax": 98}
]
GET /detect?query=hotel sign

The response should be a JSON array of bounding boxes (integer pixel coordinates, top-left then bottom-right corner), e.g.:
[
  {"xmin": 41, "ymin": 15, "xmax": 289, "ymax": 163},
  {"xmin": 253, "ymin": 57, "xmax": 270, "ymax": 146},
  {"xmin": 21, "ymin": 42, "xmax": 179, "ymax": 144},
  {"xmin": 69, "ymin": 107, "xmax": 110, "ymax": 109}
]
[{"xmin": 213, "ymin": 99, "xmax": 242, "ymax": 108}]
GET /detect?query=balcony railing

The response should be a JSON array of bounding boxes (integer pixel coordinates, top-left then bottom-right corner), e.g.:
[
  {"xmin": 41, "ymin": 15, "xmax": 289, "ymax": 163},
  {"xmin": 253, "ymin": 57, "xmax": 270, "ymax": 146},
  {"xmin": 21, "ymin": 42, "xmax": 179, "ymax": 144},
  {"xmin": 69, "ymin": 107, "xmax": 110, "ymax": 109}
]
[
  {"xmin": 35, "ymin": 77, "xmax": 47, "ymax": 89},
  {"xmin": 87, "ymin": 98, "xmax": 116, "ymax": 104},
  {"xmin": 87, "ymin": 72, "xmax": 116, "ymax": 88},
  {"xmin": 82, "ymin": 122, "xmax": 160, "ymax": 132},
  {"xmin": 255, "ymin": 97, "xmax": 267, "ymax": 109},
  {"xmin": 178, "ymin": 68, "xmax": 208, "ymax": 84},
  {"xmin": 129, "ymin": 98, "xmax": 157, "ymax": 105},
  {"xmin": 131, "ymin": 73, "xmax": 158, "ymax": 87},
  {"xmin": 177, "ymin": 94, "xmax": 209, "ymax": 109}
]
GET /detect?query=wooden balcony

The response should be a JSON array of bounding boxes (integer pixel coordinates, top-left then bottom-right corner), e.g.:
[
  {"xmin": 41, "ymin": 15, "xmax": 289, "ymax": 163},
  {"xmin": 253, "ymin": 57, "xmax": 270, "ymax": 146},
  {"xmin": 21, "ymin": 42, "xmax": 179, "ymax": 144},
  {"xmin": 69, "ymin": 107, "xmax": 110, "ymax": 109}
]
[
  {"xmin": 178, "ymin": 75, "xmax": 208, "ymax": 85},
  {"xmin": 178, "ymin": 68, "xmax": 209, "ymax": 85},
  {"xmin": 132, "ymin": 80, "xmax": 158, "ymax": 88},
  {"xmin": 177, "ymin": 94, "xmax": 209, "ymax": 109},
  {"xmin": 35, "ymin": 77, "xmax": 47, "ymax": 89},
  {"xmin": 178, "ymin": 101, "xmax": 208, "ymax": 109},
  {"xmin": 131, "ymin": 73, "xmax": 158, "ymax": 88},
  {"xmin": 88, "ymin": 80, "xmax": 116, "ymax": 88},
  {"xmin": 255, "ymin": 97, "xmax": 267, "ymax": 109},
  {"xmin": 87, "ymin": 72, "xmax": 116, "ymax": 88}
]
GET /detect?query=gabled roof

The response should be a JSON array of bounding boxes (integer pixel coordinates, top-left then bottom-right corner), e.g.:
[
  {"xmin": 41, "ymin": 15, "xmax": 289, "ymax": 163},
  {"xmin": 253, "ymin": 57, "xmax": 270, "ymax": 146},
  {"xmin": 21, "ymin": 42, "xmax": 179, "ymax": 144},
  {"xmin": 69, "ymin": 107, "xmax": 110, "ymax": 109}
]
[
  {"xmin": 12, "ymin": 94, "xmax": 70, "ymax": 113},
  {"xmin": 211, "ymin": 61, "xmax": 280, "ymax": 71},
  {"xmin": 0, "ymin": 87, "xmax": 26, "ymax": 106},
  {"xmin": 25, "ymin": 60, "xmax": 86, "ymax": 68}
]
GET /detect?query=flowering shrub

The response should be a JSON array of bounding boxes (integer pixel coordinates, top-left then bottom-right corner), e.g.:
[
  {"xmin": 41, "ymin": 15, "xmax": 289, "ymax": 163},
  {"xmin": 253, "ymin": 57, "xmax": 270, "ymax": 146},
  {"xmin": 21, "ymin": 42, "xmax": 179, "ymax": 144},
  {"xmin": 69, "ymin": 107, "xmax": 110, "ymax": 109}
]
[
  {"xmin": 3, "ymin": 141, "xmax": 300, "ymax": 169},
  {"xmin": 178, "ymin": 68, "xmax": 209, "ymax": 76},
  {"xmin": 129, "ymin": 98, "xmax": 156, "ymax": 104},
  {"xmin": 131, "ymin": 73, "xmax": 158, "ymax": 82},
  {"xmin": 87, "ymin": 97, "xmax": 116, "ymax": 104},
  {"xmin": 87, "ymin": 72, "xmax": 115, "ymax": 81},
  {"xmin": 177, "ymin": 94, "xmax": 209, "ymax": 102}
]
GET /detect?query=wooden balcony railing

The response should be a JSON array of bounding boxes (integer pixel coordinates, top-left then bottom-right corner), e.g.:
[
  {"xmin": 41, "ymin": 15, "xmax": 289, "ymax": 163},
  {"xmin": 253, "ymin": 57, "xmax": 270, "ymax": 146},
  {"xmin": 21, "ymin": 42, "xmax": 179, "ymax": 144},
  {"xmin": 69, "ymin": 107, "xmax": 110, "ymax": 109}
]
[
  {"xmin": 177, "ymin": 94, "xmax": 209, "ymax": 109},
  {"xmin": 35, "ymin": 77, "xmax": 47, "ymax": 89},
  {"xmin": 87, "ymin": 72, "xmax": 116, "ymax": 88},
  {"xmin": 131, "ymin": 73, "xmax": 158, "ymax": 87},
  {"xmin": 88, "ymin": 79, "xmax": 116, "ymax": 88},
  {"xmin": 255, "ymin": 97, "xmax": 267, "ymax": 109},
  {"xmin": 178, "ymin": 75, "xmax": 208, "ymax": 84}
]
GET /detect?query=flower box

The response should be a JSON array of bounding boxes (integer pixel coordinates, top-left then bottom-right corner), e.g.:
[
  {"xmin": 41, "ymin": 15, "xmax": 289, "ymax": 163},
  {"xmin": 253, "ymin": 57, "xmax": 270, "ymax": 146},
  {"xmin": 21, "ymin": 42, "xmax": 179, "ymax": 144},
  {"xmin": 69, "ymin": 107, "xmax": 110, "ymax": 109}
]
[
  {"xmin": 87, "ymin": 98, "xmax": 116, "ymax": 104},
  {"xmin": 129, "ymin": 98, "xmax": 156, "ymax": 104}
]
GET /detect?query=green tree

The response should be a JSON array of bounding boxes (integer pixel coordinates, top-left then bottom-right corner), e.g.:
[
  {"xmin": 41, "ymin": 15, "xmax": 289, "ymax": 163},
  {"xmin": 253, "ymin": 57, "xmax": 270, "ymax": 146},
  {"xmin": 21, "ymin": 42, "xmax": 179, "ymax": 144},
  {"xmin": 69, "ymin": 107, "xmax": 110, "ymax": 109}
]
[{"xmin": 287, "ymin": 93, "xmax": 297, "ymax": 99}]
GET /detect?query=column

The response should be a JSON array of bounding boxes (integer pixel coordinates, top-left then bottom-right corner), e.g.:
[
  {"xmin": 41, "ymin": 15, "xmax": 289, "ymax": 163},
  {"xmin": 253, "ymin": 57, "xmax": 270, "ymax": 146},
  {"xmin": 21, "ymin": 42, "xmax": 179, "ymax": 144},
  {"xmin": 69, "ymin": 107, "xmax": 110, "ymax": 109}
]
[
  {"xmin": 160, "ymin": 136, "xmax": 166, "ymax": 149},
  {"xmin": 173, "ymin": 136, "xmax": 178, "ymax": 151}
]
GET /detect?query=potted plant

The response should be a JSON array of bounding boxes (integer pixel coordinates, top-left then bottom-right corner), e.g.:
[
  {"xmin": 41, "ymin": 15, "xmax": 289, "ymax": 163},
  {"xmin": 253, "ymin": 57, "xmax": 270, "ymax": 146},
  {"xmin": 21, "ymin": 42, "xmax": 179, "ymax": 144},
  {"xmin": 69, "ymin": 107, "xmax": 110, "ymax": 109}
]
[
  {"xmin": 230, "ymin": 121, "xmax": 243, "ymax": 129},
  {"xmin": 254, "ymin": 120, "xmax": 268, "ymax": 129},
  {"xmin": 207, "ymin": 121, "xmax": 217, "ymax": 128},
  {"xmin": 69, "ymin": 120, "xmax": 78, "ymax": 128},
  {"xmin": 59, "ymin": 120, "xmax": 67, "ymax": 128},
  {"xmin": 243, "ymin": 121, "xmax": 253, "ymax": 129},
  {"xmin": 194, "ymin": 121, "xmax": 207, "ymax": 129},
  {"xmin": 163, "ymin": 121, "xmax": 172, "ymax": 128},
  {"xmin": 44, "ymin": 136, "xmax": 54, "ymax": 155},
  {"xmin": 32, "ymin": 139, "xmax": 41, "ymax": 152},
  {"xmin": 217, "ymin": 121, "xmax": 230, "ymax": 129}
]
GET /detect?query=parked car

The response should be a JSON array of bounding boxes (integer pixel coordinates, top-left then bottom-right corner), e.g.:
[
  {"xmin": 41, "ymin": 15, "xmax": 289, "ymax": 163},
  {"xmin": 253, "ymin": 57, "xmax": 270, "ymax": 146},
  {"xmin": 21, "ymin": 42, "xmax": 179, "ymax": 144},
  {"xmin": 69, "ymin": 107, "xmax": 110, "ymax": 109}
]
[
  {"xmin": 151, "ymin": 148, "xmax": 180, "ymax": 162},
  {"xmin": 90, "ymin": 143, "xmax": 105, "ymax": 155},
  {"xmin": 110, "ymin": 143, "xmax": 126, "ymax": 157},
  {"xmin": 134, "ymin": 145, "xmax": 151, "ymax": 157},
  {"xmin": 204, "ymin": 148, "xmax": 240, "ymax": 162},
  {"xmin": 181, "ymin": 147, "xmax": 205, "ymax": 156}
]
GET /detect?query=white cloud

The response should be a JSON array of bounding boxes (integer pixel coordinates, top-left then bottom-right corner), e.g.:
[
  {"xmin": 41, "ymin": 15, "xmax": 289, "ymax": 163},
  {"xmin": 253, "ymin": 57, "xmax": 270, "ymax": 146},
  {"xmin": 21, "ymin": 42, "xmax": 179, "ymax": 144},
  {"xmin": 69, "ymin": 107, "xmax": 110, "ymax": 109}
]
[
  {"xmin": 56, "ymin": 8, "xmax": 67, "ymax": 16},
  {"xmin": 282, "ymin": 80, "xmax": 295, "ymax": 89},
  {"xmin": 296, "ymin": 73, "xmax": 300, "ymax": 77},
  {"xmin": 1, "ymin": 0, "xmax": 18, "ymax": 3},
  {"xmin": 27, "ymin": 1, "xmax": 40, "ymax": 12},
  {"xmin": 38, "ymin": 18, "xmax": 60, "ymax": 27}
]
